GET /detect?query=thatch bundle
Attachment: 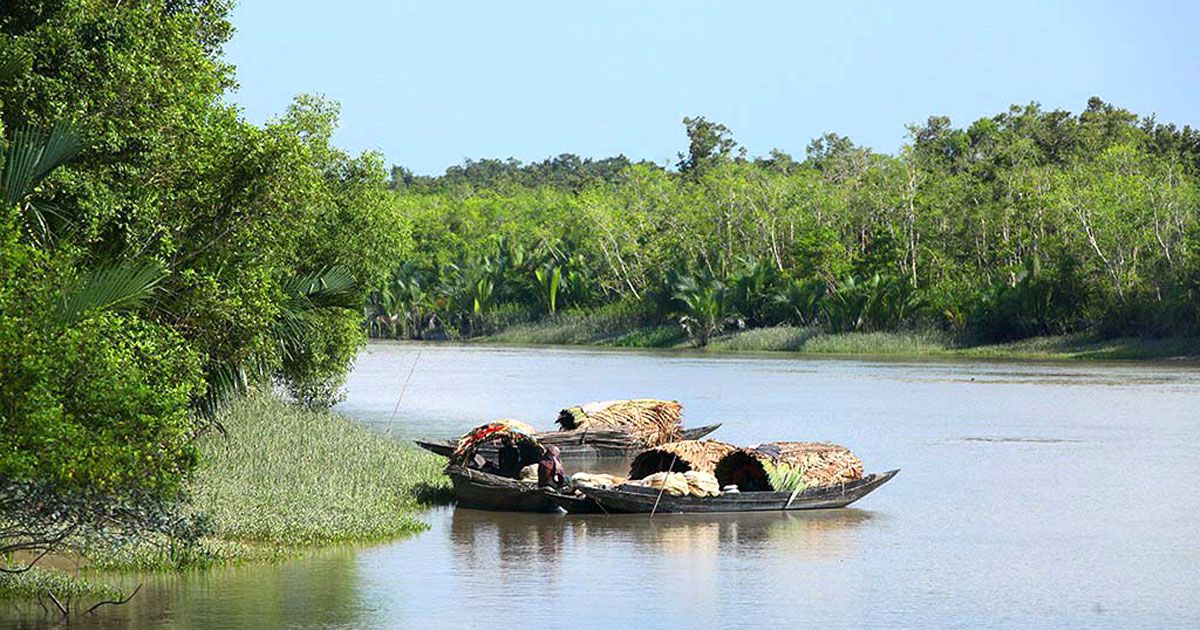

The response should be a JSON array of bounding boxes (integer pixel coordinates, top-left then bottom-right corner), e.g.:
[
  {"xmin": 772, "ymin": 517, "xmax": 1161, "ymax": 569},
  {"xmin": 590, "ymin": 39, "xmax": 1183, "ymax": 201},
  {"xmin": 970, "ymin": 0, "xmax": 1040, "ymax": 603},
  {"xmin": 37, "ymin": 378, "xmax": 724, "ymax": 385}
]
[
  {"xmin": 627, "ymin": 439, "xmax": 738, "ymax": 480},
  {"xmin": 556, "ymin": 399, "xmax": 684, "ymax": 447},
  {"xmin": 682, "ymin": 470, "xmax": 720, "ymax": 497},
  {"xmin": 714, "ymin": 442, "xmax": 864, "ymax": 492}
]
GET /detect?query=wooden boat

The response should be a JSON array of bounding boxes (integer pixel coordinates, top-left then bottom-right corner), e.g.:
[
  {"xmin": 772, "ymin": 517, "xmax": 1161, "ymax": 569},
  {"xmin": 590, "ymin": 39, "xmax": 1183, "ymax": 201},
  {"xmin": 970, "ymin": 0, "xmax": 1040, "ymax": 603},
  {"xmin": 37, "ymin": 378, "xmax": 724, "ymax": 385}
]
[
  {"xmin": 415, "ymin": 423, "xmax": 723, "ymax": 459},
  {"xmin": 548, "ymin": 469, "xmax": 899, "ymax": 514},
  {"xmin": 445, "ymin": 464, "xmax": 559, "ymax": 513}
]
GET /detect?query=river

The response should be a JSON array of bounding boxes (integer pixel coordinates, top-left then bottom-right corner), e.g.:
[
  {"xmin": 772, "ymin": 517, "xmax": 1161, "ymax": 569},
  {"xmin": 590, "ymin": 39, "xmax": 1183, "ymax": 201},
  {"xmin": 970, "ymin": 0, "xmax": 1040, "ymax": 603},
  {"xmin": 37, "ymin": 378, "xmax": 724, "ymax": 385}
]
[{"xmin": 8, "ymin": 342, "xmax": 1200, "ymax": 628}]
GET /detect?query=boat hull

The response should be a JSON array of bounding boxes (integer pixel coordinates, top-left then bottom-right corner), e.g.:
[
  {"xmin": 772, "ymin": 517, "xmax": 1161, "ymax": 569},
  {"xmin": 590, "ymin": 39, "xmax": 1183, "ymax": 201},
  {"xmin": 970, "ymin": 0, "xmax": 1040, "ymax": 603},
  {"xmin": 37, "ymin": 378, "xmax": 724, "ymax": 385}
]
[
  {"xmin": 417, "ymin": 423, "xmax": 723, "ymax": 459},
  {"xmin": 549, "ymin": 469, "xmax": 899, "ymax": 514},
  {"xmin": 445, "ymin": 464, "xmax": 559, "ymax": 512}
]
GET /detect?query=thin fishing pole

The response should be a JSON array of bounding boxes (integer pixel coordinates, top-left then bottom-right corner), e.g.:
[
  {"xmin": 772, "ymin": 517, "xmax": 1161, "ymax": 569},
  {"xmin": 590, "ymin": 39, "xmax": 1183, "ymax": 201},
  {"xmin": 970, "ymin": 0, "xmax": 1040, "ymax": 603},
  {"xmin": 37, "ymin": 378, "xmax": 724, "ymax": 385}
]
[
  {"xmin": 649, "ymin": 453, "xmax": 678, "ymax": 517},
  {"xmin": 386, "ymin": 348, "xmax": 421, "ymax": 436}
]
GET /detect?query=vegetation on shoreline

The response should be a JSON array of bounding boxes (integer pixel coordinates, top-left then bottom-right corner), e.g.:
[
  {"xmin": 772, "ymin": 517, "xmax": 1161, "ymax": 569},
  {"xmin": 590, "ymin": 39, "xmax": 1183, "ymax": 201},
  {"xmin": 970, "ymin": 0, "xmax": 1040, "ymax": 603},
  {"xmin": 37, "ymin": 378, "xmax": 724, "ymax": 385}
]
[
  {"xmin": 2, "ymin": 1, "xmax": 406, "ymax": 591},
  {"xmin": 93, "ymin": 395, "xmax": 448, "ymax": 572},
  {"xmin": 189, "ymin": 396, "xmax": 447, "ymax": 552},
  {"xmin": 371, "ymin": 102, "xmax": 1200, "ymax": 354},
  {"xmin": 0, "ymin": 567, "xmax": 118, "ymax": 601},
  {"xmin": 478, "ymin": 314, "xmax": 1200, "ymax": 361}
]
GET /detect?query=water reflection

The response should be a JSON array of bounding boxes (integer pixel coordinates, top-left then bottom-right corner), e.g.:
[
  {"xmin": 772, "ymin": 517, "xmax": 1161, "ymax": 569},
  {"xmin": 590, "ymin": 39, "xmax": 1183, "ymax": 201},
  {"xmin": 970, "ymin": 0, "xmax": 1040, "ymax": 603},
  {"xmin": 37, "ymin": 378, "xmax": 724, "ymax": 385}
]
[
  {"xmin": 449, "ymin": 507, "xmax": 874, "ymax": 569},
  {"xmin": 433, "ymin": 507, "xmax": 878, "ymax": 629},
  {"xmin": 0, "ymin": 549, "xmax": 371, "ymax": 630},
  {"xmin": 448, "ymin": 509, "xmax": 568, "ymax": 596},
  {"xmin": 574, "ymin": 509, "xmax": 873, "ymax": 558}
]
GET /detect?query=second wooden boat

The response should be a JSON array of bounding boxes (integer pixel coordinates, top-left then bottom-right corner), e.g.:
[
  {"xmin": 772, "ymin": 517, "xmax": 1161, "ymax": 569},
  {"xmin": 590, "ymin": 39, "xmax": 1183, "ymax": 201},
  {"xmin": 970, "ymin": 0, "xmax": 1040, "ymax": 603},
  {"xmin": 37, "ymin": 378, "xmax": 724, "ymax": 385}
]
[
  {"xmin": 549, "ymin": 469, "xmax": 899, "ymax": 514},
  {"xmin": 416, "ymin": 423, "xmax": 722, "ymax": 459}
]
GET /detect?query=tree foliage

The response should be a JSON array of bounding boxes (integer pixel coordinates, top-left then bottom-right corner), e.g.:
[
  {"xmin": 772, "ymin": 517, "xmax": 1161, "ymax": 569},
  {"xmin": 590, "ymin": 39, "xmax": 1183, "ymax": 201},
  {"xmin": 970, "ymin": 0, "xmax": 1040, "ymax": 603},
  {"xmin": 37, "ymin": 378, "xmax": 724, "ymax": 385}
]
[{"xmin": 380, "ymin": 101, "xmax": 1200, "ymax": 345}]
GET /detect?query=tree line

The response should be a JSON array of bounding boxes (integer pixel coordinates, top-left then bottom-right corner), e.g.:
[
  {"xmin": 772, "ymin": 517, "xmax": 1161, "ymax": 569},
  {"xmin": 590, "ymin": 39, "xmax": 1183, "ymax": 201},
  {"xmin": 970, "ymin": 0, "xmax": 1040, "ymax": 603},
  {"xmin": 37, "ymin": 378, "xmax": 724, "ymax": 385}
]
[{"xmin": 375, "ymin": 101, "xmax": 1200, "ymax": 346}]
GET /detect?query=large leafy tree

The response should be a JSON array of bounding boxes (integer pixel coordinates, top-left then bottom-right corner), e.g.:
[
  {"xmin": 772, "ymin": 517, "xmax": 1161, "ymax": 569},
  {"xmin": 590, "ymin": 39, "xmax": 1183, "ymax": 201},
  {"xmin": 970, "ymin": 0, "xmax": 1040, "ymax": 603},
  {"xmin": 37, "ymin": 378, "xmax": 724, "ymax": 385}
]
[
  {"xmin": 2, "ymin": 1, "xmax": 405, "ymax": 410},
  {"xmin": 1, "ymin": 0, "xmax": 407, "ymax": 563}
]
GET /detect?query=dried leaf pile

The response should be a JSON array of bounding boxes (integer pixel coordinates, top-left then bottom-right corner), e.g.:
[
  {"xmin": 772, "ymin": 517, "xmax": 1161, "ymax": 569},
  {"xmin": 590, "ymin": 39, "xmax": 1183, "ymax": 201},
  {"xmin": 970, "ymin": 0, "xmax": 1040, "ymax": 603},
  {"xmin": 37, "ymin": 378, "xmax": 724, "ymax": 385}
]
[
  {"xmin": 714, "ymin": 442, "xmax": 864, "ymax": 492},
  {"xmin": 627, "ymin": 439, "xmax": 738, "ymax": 479},
  {"xmin": 556, "ymin": 399, "xmax": 684, "ymax": 447}
]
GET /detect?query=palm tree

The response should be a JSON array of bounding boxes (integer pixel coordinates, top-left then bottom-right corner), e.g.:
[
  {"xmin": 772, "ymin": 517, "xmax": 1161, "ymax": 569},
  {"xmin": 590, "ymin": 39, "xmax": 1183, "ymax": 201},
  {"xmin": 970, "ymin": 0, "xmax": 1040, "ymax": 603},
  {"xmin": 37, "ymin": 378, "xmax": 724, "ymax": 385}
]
[
  {"xmin": 774, "ymin": 277, "xmax": 826, "ymax": 326},
  {"xmin": 2, "ymin": 120, "xmax": 171, "ymax": 327},
  {"xmin": 673, "ymin": 272, "xmax": 733, "ymax": 347}
]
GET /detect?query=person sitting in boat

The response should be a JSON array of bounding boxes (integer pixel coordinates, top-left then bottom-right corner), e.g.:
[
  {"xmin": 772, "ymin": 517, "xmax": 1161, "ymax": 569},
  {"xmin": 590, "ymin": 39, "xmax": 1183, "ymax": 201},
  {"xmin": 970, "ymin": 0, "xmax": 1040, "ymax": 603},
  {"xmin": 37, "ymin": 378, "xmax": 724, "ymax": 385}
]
[
  {"xmin": 497, "ymin": 434, "xmax": 523, "ymax": 478},
  {"xmin": 537, "ymin": 445, "xmax": 566, "ymax": 488}
]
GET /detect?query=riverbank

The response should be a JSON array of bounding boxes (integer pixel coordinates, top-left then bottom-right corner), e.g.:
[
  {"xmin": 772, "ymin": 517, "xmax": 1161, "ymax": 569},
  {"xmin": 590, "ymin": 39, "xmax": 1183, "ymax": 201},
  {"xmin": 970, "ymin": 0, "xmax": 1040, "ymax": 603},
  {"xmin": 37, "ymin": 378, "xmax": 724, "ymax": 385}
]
[
  {"xmin": 482, "ymin": 315, "xmax": 1200, "ymax": 361},
  {"xmin": 0, "ymin": 395, "xmax": 449, "ymax": 600}
]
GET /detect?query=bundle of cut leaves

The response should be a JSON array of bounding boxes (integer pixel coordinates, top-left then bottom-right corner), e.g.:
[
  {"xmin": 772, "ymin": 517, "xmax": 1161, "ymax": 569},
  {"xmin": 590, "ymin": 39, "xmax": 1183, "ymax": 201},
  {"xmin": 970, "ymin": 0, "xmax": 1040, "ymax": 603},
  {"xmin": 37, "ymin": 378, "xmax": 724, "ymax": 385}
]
[
  {"xmin": 623, "ymin": 470, "xmax": 721, "ymax": 498},
  {"xmin": 556, "ymin": 399, "xmax": 684, "ymax": 446},
  {"xmin": 627, "ymin": 439, "xmax": 738, "ymax": 479}
]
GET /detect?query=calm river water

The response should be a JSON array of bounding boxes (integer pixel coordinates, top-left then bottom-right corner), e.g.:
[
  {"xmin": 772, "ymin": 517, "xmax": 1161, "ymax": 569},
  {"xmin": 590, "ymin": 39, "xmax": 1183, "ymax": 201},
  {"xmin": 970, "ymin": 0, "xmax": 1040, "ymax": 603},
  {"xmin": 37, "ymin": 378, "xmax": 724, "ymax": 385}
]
[{"xmin": 7, "ymin": 342, "xmax": 1200, "ymax": 628}]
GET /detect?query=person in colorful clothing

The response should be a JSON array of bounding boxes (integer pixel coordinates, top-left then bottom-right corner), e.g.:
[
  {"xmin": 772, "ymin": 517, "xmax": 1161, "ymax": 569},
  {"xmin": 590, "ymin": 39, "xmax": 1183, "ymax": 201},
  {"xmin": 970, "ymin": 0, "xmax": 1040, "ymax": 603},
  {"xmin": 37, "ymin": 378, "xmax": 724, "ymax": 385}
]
[{"xmin": 538, "ymin": 445, "xmax": 566, "ymax": 488}]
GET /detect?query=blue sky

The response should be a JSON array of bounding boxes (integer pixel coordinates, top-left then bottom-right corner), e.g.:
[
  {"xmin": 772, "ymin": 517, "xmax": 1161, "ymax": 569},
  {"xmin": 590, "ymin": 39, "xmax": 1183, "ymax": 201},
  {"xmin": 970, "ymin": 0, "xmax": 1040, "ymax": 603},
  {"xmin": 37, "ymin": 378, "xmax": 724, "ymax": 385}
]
[{"xmin": 226, "ymin": 0, "xmax": 1199, "ymax": 175}]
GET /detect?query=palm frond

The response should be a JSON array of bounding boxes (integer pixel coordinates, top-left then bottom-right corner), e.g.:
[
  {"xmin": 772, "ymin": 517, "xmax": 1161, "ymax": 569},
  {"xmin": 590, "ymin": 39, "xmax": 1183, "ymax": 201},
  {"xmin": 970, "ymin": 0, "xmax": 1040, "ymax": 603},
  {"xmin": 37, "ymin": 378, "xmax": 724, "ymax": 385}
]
[
  {"xmin": 2, "ymin": 122, "xmax": 85, "ymax": 206},
  {"xmin": 22, "ymin": 200, "xmax": 77, "ymax": 247},
  {"xmin": 281, "ymin": 266, "xmax": 359, "ymax": 310},
  {"xmin": 53, "ymin": 261, "xmax": 167, "ymax": 327},
  {"xmin": 273, "ymin": 267, "xmax": 360, "ymax": 360},
  {"xmin": 192, "ymin": 268, "xmax": 360, "ymax": 419},
  {"xmin": 272, "ymin": 308, "xmax": 312, "ymax": 363},
  {"xmin": 191, "ymin": 362, "xmax": 248, "ymax": 430}
]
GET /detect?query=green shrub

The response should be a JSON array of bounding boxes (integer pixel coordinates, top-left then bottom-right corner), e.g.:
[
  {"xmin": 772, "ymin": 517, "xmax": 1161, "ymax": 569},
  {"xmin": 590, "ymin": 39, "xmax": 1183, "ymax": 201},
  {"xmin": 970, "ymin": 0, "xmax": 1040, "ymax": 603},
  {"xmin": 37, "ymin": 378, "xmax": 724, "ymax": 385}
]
[{"xmin": 0, "ymin": 310, "xmax": 202, "ymax": 496}]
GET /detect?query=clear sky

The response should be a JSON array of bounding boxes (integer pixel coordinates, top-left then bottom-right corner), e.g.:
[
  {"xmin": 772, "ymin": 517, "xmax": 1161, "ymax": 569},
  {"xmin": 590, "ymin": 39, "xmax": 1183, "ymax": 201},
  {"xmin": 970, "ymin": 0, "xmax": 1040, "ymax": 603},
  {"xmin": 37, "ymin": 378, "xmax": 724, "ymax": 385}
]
[{"xmin": 225, "ymin": 0, "xmax": 1199, "ymax": 175}]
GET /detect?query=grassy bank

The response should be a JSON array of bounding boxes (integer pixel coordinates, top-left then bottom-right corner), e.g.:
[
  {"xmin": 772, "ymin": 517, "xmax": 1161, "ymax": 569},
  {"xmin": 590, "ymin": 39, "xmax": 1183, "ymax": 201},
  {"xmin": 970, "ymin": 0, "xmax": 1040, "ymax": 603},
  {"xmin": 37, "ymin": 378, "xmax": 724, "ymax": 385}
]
[
  {"xmin": 2, "ymin": 395, "xmax": 449, "ymax": 598},
  {"xmin": 100, "ymin": 395, "xmax": 450, "ymax": 570},
  {"xmin": 196, "ymin": 396, "xmax": 447, "ymax": 546},
  {"xmin": 480, "ymin": 314, "xmax": 1200, "ymax": 361}
]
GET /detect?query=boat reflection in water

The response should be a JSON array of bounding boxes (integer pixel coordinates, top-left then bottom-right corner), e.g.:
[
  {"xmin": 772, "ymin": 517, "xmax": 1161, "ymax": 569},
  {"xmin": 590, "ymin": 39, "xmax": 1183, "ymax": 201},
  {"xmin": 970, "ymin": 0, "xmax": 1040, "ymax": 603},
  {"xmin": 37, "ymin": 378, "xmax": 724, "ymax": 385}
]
[
  {"xmin": 561, "ymin": 508, "xmax": 876, "ymax": 557},
  {"xmin": 448, "ymin": 506, "xmax": 876, "ymax": 580},
  {"xmin": 447, "ymin": 506, "xmax": 878, "ymax": 624}
]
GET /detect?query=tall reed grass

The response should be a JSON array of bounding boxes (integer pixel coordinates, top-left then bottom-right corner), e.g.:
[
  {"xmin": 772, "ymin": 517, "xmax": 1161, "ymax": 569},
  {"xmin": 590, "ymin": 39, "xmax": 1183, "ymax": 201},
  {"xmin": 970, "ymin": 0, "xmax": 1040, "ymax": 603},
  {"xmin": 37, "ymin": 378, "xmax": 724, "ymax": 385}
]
[
  {"xmin": 190, "ymin": 395, "xmax": 446, "ymax": 547},
  {"xmin": 0, "ymin": 567, "xmax": 119, "ymax": 600},
  {"xmin": 87, "ymin": 395, "xmax": 449, "ymax": 572},
  {"xmin": 484, "ymin": 307, "xmax": 641, "ymax": 345}
]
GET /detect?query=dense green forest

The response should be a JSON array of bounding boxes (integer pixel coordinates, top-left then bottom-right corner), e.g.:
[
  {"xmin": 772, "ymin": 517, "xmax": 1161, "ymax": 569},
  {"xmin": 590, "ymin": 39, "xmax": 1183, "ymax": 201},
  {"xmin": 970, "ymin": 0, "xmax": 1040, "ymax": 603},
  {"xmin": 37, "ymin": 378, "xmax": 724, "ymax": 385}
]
[
  {"xmin": 1, "ymin": 1, "xmax": 405, "ymax": 567},
  {"xmin": 375, "ymin": 105, "xmax": 1200, "ymax": 346}
]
